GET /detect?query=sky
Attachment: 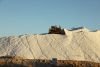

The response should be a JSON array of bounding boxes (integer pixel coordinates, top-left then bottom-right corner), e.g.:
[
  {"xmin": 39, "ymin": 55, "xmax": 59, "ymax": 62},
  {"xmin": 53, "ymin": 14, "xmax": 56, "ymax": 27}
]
[{"xmin": 0, "ymin": 0, "xmax": 100, "ymax": 36}]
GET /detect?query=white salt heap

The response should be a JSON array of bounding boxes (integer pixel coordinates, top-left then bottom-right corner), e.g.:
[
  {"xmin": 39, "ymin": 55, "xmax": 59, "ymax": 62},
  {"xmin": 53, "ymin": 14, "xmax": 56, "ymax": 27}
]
[{"xmin": 0, "ymin": 28, "xmax": 100, "ymax": 62}]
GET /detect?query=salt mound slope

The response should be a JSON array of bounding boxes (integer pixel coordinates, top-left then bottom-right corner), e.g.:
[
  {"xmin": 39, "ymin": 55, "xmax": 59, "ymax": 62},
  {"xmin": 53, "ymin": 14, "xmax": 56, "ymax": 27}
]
[{"xmin": 0, "ymin": 28, "xmax": 100, "ymax": 62}]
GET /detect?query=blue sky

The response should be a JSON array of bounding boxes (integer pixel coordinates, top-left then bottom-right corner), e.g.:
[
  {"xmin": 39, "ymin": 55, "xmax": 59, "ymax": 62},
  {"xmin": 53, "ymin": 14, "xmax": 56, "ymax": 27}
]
[{"xmin": 0, "ymin": 0, "xmax": 100, "ymax": 36}]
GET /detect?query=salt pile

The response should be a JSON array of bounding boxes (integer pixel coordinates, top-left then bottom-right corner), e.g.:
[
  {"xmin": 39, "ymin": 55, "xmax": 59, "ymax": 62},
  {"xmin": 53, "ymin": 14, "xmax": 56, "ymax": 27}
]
[{"xmin": 0, "ymin": 27, "xmax": 100, "ymax": 62}]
